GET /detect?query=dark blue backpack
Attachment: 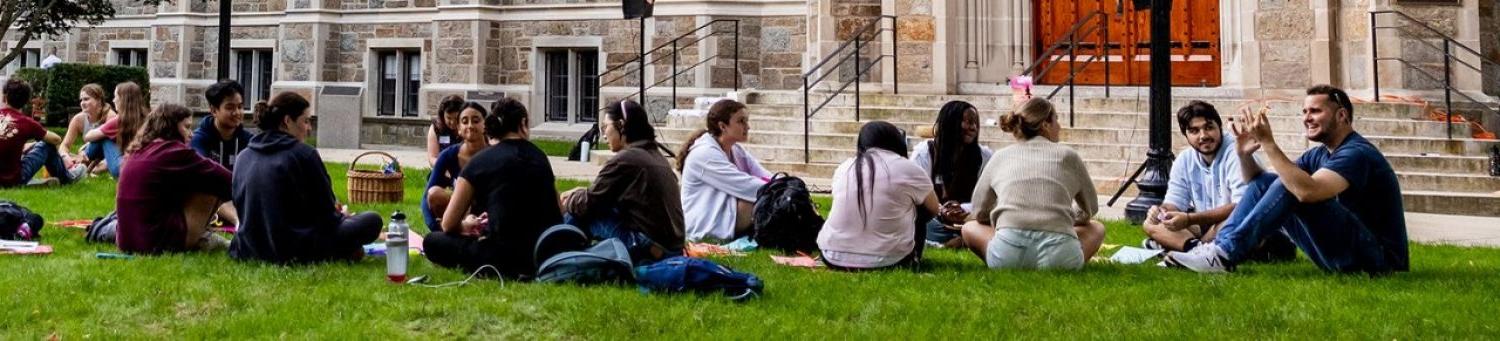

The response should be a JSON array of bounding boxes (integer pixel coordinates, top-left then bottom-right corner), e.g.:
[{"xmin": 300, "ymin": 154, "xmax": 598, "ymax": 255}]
[
  {"xmin": 634, "ymin": 256, "xmax": 764, "ymax": 302},
  {"xmin": 534, "ymin": 224, "xmax": 635, "ymax": 285}
]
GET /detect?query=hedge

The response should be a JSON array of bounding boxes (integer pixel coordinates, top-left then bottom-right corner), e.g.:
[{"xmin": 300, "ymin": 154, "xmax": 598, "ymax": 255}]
[{"xmin": 10, "ymin": 63, "xmax": 150, "ymax": 126}]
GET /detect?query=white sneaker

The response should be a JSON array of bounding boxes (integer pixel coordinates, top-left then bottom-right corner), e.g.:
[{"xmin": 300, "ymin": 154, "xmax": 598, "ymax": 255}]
[
  {"xmin": 66, "ymin": 164, "xmax": 87, "ymax": 182},
  {"xmin": 1165, "ymin": 242, "xmax": 1233, "ymax": 273},
  {"xmin": 1141, "ymin": 238, "xmax": 1163, "ymax": 250}
]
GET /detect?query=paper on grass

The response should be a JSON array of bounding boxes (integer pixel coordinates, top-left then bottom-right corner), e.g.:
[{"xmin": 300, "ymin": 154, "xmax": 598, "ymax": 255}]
[{"xmin": 1109, "ymin": 246, "xmax": 1165, "ymax": 264}]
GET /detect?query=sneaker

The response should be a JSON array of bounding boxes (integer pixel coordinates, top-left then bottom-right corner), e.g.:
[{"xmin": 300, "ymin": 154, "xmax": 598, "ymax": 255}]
[
  {"xmin": 197, "ymin": 232, "xmax": 231, "ymax": 251},
  {"xmin": 66, "ymin": 164, "xmax": 87, "ymax": 182},
  {"xmin": 26, "ymin": 177, "xmax": 60, "ymax": 186},
  {"xmin": 1140, "ymin": 238, "xmax": 1162, "ymax": 250},
  {"xmin": 1165, "ymin": 242, "xmax": 1233, "ymax": 273}
]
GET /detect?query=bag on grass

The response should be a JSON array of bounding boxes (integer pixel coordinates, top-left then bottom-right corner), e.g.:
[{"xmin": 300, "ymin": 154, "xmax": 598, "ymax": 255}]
[
  {"xmin": 752, "ymin": 173, "xmax": 824, "ymax": 253},
  {"xmin": 534, "ymin": 224, "xmax": 635, "ymax": 285},
  {"xmin": 0, "ymin": 200, "xmax": 44, "ymax": 241},
  {"xmin": 634, "ymin": 256, "xmax": 763, "ymax": 302},
  {"xmin": 566, "ymin": 124, "xmax": 601, "ymax": 161},
  {"xmin": 84, "ymin": 211, "xmax": 118, "ymax": 244}
]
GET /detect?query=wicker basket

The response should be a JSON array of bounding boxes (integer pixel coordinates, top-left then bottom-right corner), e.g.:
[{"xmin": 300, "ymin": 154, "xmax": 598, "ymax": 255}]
[{"xmin": 347, "ymin": 151, "xmax": 404, "ymax": 204}]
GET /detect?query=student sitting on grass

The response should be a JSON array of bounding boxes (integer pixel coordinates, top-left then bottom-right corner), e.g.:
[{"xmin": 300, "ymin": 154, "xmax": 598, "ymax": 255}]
[
  {"xmin": 909, "ymin": 100, "xmax": 993, "ymax": 248},
  {"xmin": 228, "ymin": 92, "xmax": 384, "ymax": 264},
  {"xmin": 84, "ymin": 81, "xmax": 149, "ymax": 177},
  {"xmin": 423, "ymin": 101, "xmax": 490, "ymax": 230},
  {"xmin": 425, "ymin": 98, "xmax": 563, "ymax": 279},
  {"xmin": 1142, "ymin": 101, "xmax": 1294, "ymax": 261},
  {"xmin": 59, "ymin": 84, "xmax": 116, "ymax": 174},
  {"xmin": 961, "ymin": 97, "xmax": 1106, "ymax": 270},
  {"xmin": 1167, "ymin": 85, "xmax": 1409, "ymax": 274},
  {"xmin": 676, "ymin": 99, "xmax": 771, "ymax": 242},
  {"xmin": 817, "ymin": 121, "xmax": 944, "ymax": 270},
  {"xmin": 0, "ymin": 79, "xmax": 86, "ymax": 187},
  {"xmin": 426, "ymin": 95, "xmax": 464, "ymax": 166},
  {"xmin": 115, "ymin": 104, "xmax": 233, "ymax": 254},
  {"xmin": 190, "ymin": 80, "xmax": 251, "ymax": 228},
  {"xmin": 561, "ymin": 99, "xmax": 685, "ymax": 259}
]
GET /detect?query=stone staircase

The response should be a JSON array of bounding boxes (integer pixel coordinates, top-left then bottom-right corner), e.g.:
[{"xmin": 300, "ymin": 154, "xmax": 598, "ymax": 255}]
[{"xmin": 599, "ymin": 91, "xmax": 1500, "ymax": 217}]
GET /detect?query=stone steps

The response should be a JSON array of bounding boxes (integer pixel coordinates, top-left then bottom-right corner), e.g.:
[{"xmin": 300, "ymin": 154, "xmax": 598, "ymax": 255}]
[{"xmin": 751, "ymin": 91, "xmax": 1433, "ymax": 120}]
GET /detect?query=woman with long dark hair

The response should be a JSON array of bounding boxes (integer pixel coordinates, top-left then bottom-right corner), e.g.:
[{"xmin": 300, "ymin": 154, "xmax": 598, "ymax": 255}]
[
  {"xmin": 229, "ymin": 92, "xmax": 384, "ymax": 264},
  {"xmin": 817, "ymin": 121, "xmax": 943, "ymax": 270},
  {"xmin": 115, "ymin": 104, "xmax": 233, "ymax": 253},
  {"xmin": 561, "ymin": 99, "xmax": 684, "ymax": 259},
  {"xmin": 909, "ymin": 100, "xmax": 992, "ymax": 247},
  {"xmin": 422, "ymin": 101, "xmax": 491, "ymax": 230},
  {"xmin": 676, "ymin": 99, "xmax": 771, "ymax": 242},
  {"xmin": 426, "ymin": 95, "xmax": 465, "ymax": 166}
]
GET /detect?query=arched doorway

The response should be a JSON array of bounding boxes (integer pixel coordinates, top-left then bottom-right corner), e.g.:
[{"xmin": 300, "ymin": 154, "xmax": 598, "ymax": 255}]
[{"xmin": 1033, "ymin": 0, "xmax": 1221, "ymax": 87}]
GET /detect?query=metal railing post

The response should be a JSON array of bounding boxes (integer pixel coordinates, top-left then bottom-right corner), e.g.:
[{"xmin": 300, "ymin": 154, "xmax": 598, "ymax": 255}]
[
  {"xmin": 855, "ymin": 37, "xmax": 862, "ymax": 122},
  {"xmin": 1068, "ymin": 31, "xmax": 1077, "ymax": 127},
  {"xmin": 1102, "ymin": 15, "xmax": 1111, "ymax": 98},
  {"xmin": 804, "ymin": 77, "xmax": 811, "ymax": 164},
  {"xmin": 891, "ymin": 16, "xmax": 899, "ymax": 95},
  {"xmin": 1444, "ymin": 39, "xmax": 1454, "ymax": 140},
  {"xmin": 1371, "ymin": 12, "xmax": 1381, "ymax": 102},
  {"xmin": 672, "ymin": 40, "xmax": 678, "ymax": 111},
  {"xmin": 734, "ymin": 21, "xmax": 741, "ymax": 92}
]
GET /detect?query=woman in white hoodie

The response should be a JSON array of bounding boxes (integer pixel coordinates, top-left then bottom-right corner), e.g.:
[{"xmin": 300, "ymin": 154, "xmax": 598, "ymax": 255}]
[{"xmin": 675, "ymin": 99, "xmax": 771, "ymax": 242}]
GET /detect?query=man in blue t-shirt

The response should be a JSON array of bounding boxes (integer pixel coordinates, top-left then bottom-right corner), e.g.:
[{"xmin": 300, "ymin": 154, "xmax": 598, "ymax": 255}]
[{"xmin": 1167, "ymin": 85, "xmax": 1409, "ymax": 274}]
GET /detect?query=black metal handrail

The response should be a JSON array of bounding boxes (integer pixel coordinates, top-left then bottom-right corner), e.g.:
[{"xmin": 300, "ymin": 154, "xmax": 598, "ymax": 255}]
[
  {"xmin": 596, "ymin": 19, "xmax": 741, "ymax": 121},
  {"xmin": 1017, "ymin": 10, "xmax": 1110, "ymax": 128},
  {"xmin": 1371, "ymin": 10, "xmax": 1499, "ymax": 140},
  {"xmin": 801, "ymin": 15, "xmax": 898, "ymax": 163}
]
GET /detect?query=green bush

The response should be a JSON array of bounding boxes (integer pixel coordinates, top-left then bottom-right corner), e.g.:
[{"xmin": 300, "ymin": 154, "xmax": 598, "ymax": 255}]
[{"xmin": 18, "ymin": 63, "xmax": 150, "ymax": 126}]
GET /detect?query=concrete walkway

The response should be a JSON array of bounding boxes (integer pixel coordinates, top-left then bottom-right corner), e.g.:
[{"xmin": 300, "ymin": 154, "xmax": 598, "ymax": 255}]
[{"xmin": 320, "ymin": 146, "xmax": 1500, "ymax": 248}]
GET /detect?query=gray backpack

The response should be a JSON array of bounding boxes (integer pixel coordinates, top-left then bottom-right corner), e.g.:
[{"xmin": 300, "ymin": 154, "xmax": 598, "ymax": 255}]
[
  {"xmin": 84, "ymin": 211, "xmax": 118, "ymax": 244},
  {"xmin": 533, "ymin": 224, "xmax": 635, "ymax": 285}
]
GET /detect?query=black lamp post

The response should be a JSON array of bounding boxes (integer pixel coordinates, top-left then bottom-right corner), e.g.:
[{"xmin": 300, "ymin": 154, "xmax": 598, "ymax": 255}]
[
  {"xmin": 217, "ymin": 0, "xmax": 231, "ymax": 81},
  {"xmin": 1123, "ymin": 0, "xmax": 1175, "ymax": 224}
]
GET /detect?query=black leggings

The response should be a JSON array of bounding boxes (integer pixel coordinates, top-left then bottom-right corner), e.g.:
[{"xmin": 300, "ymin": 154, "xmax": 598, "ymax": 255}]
[
  {"xmin": 423, "ymin": 231, "xmax": 529, "ymax": 279},
  {"xmin": 339, "ymin": 212, "xmax": 383, "ymax": 247}
]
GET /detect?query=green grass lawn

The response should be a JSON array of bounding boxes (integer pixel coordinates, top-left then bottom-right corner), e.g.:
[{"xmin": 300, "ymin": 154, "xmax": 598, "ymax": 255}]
[{"xmin": 1, "ymin": 164, "xmax": 1498, "ymax": 338}]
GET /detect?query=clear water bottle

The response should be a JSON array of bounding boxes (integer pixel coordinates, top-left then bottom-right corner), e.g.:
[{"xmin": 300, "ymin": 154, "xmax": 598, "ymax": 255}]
[{"xmin": 386, "ymin": 211, "xmax": 409, "ymax": 283}]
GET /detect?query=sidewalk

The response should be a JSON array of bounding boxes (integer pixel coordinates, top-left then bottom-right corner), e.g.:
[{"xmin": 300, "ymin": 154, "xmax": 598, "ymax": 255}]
[{"xmin": 320, "ymin": 146, "xmax": 1500, "ymax": 248}]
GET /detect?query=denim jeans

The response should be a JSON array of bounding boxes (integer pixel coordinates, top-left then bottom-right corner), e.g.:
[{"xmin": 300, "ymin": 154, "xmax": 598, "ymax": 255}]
[
  {"xmin": 13, "ymin": 143, "xmax": 76, "ymax": 186},
  {"xmin": 1214, "ymin": 173, "xmax": 1395, "ymax": 273},
  {"xmin": 563, "ymin": 211, "xmax": 681, "ymax": 261},
  {"xmin": 83, "ymin": 140, "xmax": 122, "ymax": 178}
]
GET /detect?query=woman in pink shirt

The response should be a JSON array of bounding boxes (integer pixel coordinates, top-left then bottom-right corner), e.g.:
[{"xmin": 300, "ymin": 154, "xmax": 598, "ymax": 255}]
[{"xmin": 816, "ymin": 121, "xmax": 946, "ymax": 270}]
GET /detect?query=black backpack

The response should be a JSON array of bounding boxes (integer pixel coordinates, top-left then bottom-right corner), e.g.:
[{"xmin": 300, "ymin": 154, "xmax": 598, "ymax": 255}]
[
  {"xmin": 0, "ymin": 200, "xmax": 43, "ymax": 241},
  {"xmin": 752, "ymin": 173, "xmax": 824, "ymax": 254},
  {"xmin": 566, "ymin": 124, "xmax": 601, "ymax": 161},
  {"xmin": 534, "ymin": 224, "xmax": 635, "ymax": 285}
]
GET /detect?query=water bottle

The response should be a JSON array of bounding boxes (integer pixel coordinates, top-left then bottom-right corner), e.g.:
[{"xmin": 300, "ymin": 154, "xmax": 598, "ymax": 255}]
[
  {"xmin": 386, "ymin": 211, "xmax": 409, "ymax": 283},
  {"xmin": 580, "ymin": 141, "xmax": 592, "ymax": 163}
]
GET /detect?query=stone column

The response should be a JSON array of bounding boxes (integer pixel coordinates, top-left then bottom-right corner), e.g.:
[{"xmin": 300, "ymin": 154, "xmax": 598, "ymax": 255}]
[
  {"xmin": 1310, "ymin": 0, "xmax": 1337, "ymax": 86},
  {"xmin": 1221, "ymin": 0, "xmax": 1261, "ymax": 90}
]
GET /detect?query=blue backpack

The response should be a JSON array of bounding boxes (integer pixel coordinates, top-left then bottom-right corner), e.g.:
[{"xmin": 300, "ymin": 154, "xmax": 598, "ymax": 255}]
[{"xmin": 634, "ymin": 256, "xmax": 764, "ymax": 302}]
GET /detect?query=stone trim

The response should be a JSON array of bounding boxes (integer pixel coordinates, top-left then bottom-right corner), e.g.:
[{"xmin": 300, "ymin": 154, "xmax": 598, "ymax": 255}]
[
  {"xmin": 368, "ymin": 38, "xmax": 426, "ymax": 49},
  {"xmin": 231, "ymin": 39, "xmax": 277, "ymax": 49}
]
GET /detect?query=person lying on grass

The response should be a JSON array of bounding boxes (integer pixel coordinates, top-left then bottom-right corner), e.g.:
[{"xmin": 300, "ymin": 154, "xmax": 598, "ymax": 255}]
[
  {"xmin": 0, "ymin": 79, "xmax": 86, "ymax": 188},
  {"xmin": 1142, "ymin": 101, "xmax": 1295, "ymax": 261},
  {"xmin": 115, "ymin": 104, "xmax": 233, "ymax": 254},
  {"xmin": 910, "ymin": 100, "xmax": 992, "ymax": 249},
  {"xmin": 960, "ymin": 97, "xmax": 1106, "ymax": 270},
  {"xmin": 1166, "ymin": 85, "xmax": 1410, "ymax": 274},
  {"xmin": 228, "ymin": 92, "xmax": 384, "ymax": 264},
  {"xmin": 817, "ymin": 121, "xmax": 945, "ymax": 271},
  {"xmin": 677, "ymin": 99, "xmax": 771, "ymax": 242},
  {"xmin": 425, "ymin": 97, "xmax": 563, "ymax": 279},
  {"xmin": 560, "ymin": 99, "xmax": 685, "ymax": 262},
  {"xmin": 423, "ymin": 101, "xmax": 492, "ymax": 231}
]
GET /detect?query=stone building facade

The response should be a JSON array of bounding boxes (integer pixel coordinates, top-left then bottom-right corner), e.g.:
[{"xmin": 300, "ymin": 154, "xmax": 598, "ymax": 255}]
[{"xmin": 3, "ymin": 0, "xmax": 1494, "ymax": 147}]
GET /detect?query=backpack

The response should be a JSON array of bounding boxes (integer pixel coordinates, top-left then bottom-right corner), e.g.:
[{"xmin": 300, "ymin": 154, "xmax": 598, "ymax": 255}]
[
  {"xmin": 566, "ymin": 124, "xmax": 601, "ymax": 161},
  {"xmin": 634, "ymin": 256, "xmax": 764, "ymax": 302},
  {"xmin": 752, "ymin": 173, "xmax": 824, "ymax": 253},
  {"xmin": 534, "ymin": 224, "xmax": 635, "ymax": 285},
  {"xmin": 84, "ymin": 211, "xmax": 119, "ymax": 244},
  {"xmin": 0, "ymin": 200, "xmax": 44, "ymax": 241}
]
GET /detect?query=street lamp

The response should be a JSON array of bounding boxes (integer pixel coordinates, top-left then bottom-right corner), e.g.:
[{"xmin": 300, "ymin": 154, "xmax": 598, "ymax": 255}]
[
  {"xmin": 217, "ymin": 0, "xmax": 230, "ymax": 81},
  {"xmin": 1118, "ymin": 0, "xmax": 1175, "ymax": 224}
]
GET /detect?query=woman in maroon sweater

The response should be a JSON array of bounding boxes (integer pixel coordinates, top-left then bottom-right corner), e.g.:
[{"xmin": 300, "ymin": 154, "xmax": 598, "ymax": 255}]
[{"xmin": 115, "ymin": 104, "xmax": 233, "ymax": 254}]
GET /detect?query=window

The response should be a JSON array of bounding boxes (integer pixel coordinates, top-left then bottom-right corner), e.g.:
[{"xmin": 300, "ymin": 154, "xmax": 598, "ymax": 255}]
[
  {"xmin": 377, "ymin": 50, "xmax": 421, "ymax": 117},
  {"xmin": 234, "ymin": 49, "xmax": 274, "ymax": 111},
  {"xmin": 542, "ymin": 48, "xmax": 600, "ymax": 123},
  {"xmin": 114, "ymin": 49, "xmax": 147, "ymax": 68},
  {"xmin": 4, "ymin": 48, "xmax": 41, "ymax": 73}
]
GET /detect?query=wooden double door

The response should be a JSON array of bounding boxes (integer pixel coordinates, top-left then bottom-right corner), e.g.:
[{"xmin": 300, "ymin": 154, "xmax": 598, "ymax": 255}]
[{"xmin": 1034, "ymin": 0, "xmax": 1221, "ymax": 87}]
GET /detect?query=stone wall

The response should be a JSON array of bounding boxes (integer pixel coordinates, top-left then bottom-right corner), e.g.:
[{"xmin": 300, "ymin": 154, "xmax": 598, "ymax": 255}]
[
  {"xmin": 360, "ymin": 117, "xmax": 429, "ymax": 146},
  {"xmin": 150, "ymin": 26, "xmax": 183, "ymax": 79},
  {"xmin": 653, "ymin": 16, "xmax": 701, "ymax": 88},
  {"xmin": 193, "ymin": 0, "xmax": 289, "ymax": 13},
  {"xmin": 279, "ymin": 23, "xmax": 318, "ymax": 82},
  {"xmin": 1389, "ymin": 4, "xmax": 1462, "ymax": 90},
  {"xmin": 73, "ymin": 28, "xmax": 150, "ymax": 64},
  {"xmin": 339, "ymin": 0, "xmax": 436, "ymax": 10},
  {"xmin": 432, "ymin": 21, "xmax": 477, "ymax": 84},
  {"xmin": 759, "ymin": 16, "xmax": 807, "ymax": 90},
  {"xmin": 893, "ymin": 0, "xmax": 935, "ymax": 86},
  {"xmin": 112, "ymin": 0, "xmax": 158, "ymax": 15},
  {"xmin": 1255, "ymin": 0, "xmax": 1314, "ymax": 90},
  {"xmin": 830, "ymin": 0, "xmax": 882, "ymax": 83},
  {"xmin": 495, "ymin": 20, "xmax": 642, "ymax": 87},
  {"xmin": 321, "ymin": 23, "xmax": 433, "ymax": 83}
]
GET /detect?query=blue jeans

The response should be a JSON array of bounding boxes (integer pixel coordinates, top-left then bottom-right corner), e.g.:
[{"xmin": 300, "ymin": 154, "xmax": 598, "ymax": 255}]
[
  {"xmin": 83, "ymin": 140, "xmax": 122, "ymax": 178},
  {"xmin": 12, "ymin": 143, "xmax": 77, "ymax": 186},
  {"xmin": 1215, "ymin": 173, "xmax": 1394, "ymax": 273},
  {"xmin": 926, "ymin": 218, "xmax": 960, "ymax": 243},
  {"xmin": 563, "ymin": 211, "xmax": 682, "ymax": 260}
]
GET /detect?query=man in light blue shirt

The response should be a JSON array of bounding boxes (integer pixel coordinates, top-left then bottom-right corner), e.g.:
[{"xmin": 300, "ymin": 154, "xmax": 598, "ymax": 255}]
[{"xmin": 1144, "ymin": 101, "xmax": 1294, "ymax": 261}]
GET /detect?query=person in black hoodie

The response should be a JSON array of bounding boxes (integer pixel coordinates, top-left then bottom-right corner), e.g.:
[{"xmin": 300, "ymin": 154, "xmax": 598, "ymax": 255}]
[
  {"xmin": 424, "ymin": 97, "xmax": 563, "ymax": 279},
  {"xmin": 228, "ymin": 92, "xmax": 383, "ymax": 264},
  {"xmin": 190, "ymin": 80, "xmax": 251, "ymax": 227}
]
